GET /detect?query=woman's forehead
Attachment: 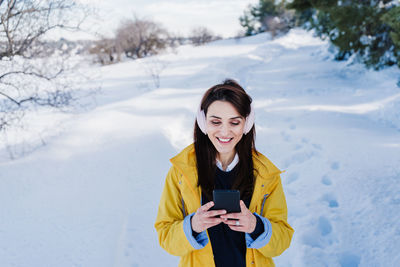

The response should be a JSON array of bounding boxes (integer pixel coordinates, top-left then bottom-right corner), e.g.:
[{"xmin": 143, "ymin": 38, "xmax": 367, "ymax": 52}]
[{"xmin": 207, "ymin": 101, "xmax": 243, "ymax": 118}]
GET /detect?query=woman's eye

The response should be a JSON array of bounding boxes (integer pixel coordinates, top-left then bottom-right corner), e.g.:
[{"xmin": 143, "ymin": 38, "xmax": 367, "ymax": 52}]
[{"xmin": 210, "ymin": 121, "xmax": 240, "ymax": 125}]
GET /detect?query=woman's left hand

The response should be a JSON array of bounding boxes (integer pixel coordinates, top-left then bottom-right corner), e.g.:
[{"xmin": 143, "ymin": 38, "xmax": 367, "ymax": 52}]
[{"xmin": 220, "ymin": 200, "xmax": 257, "ymax": 233}]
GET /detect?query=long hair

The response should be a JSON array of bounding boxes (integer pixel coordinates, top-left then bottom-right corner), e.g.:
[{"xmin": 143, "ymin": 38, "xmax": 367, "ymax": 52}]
[{"xmin": 194, "ymin": 79, "xmax": 257, "ymax": 201}]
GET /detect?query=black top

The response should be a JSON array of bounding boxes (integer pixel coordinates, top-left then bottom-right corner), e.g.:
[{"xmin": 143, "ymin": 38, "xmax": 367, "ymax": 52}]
[{"xmin": 194, "ymin": 165, "xmax": 264, "ymax": 267}]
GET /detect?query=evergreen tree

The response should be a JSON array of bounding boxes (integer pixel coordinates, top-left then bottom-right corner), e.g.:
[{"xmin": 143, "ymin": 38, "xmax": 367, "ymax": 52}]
[
  {"xmin": 381, "ymin": 6, "xmax": 400, "ymax": 67},
  {"xmin": 239, "ymin": 7, "xmax": 258, "ymax": 36},
  {"xmin": 240, "ymin": 0, "xmax": 295, "ymax": 36},
  {"xmin": 288, "ymin": 0, "xmax": 400, "ymax": 69}
]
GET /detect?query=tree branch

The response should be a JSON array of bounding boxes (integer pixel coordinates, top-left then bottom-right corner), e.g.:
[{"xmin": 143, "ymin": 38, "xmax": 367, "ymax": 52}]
[
  {"xmin": 0, "ymin": 90, "xmax": 20, "ymax": 106},
  {"xmin": 0, "ymin": 68, "xmax": 64, "ymax": 81}
]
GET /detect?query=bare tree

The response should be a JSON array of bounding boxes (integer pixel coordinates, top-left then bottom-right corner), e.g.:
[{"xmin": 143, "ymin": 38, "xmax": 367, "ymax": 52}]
[
  {"xmin": 189, "ymin": 26, "xmax": 221, "ymax": 46},
  {"xmin": 0, "ymin": 0, "xmax": 90, "ymax": 132},
  {"xmin": 115, "ymin": 17, "xmax": 169, "ymax": 59},
  {"xmin": 89, "ymin": 37, "xmax": 118, "ymax": 65}
]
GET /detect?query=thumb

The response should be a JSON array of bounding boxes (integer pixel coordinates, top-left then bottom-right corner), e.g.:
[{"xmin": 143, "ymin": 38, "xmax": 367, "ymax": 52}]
[{"xmin": 240, "ymin": 200, "xmax": 247, "ymax": 212}]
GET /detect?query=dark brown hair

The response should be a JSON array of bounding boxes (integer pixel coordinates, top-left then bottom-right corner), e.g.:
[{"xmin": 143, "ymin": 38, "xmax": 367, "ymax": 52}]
[{"xmin": 194, "ymin": 79, "xmax": 257, "ymax": 201}]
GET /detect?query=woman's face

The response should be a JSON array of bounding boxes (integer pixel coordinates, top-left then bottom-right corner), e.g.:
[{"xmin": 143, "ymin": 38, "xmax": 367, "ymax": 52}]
[{"xmin": 206, "ymin": 100, "xmax": 245, "ymax": 157}]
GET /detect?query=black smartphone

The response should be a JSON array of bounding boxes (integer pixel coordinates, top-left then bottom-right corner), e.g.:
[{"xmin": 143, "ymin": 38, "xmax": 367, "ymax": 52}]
[{"xmin": 211, "ymin": 189, "xmax": 240, "ymax": 213}]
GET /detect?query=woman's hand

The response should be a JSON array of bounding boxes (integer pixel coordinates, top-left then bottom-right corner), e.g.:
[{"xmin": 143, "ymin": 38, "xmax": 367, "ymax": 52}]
[
  {"xmin": 191, "ymin": 201, "xmax": 226, "ymax": 233},
  {"xmin": 220, "ymin": 200, "xmax": 257, "ymax": 233}
]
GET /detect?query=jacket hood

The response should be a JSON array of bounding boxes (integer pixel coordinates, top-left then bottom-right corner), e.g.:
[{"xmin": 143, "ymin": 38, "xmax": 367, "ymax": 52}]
[{"xmin": 170, "ymin": 143, "xmax": 283, "ymax": 180}]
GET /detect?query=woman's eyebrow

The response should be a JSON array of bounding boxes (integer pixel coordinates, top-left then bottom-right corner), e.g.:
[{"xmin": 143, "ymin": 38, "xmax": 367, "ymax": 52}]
[{"xmin": 210, "ymin": 115, "xmax": 243, "ymax": 120}]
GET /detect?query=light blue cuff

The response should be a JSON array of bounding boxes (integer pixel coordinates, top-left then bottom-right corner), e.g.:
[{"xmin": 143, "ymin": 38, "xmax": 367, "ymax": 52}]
[
  {"xmin": 245, "ymin": 213, "xmax": 272, "ymax": 249},
  {"xmin": 183, "ymin": 212, "xmax": 209, "ymax": 249}
]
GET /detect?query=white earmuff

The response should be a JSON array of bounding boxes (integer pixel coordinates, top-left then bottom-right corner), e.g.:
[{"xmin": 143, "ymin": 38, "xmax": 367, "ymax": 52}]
[
  {"xmin": 196, "ymin": 105, "xmax": 207, "ymax": 135},
  {"xmin": 243, "ymin": 104, "xmax": 255, "ymax": 135}
]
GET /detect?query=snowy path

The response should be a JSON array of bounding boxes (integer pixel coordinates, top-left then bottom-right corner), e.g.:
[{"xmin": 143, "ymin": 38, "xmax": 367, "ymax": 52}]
[{"xmin": 1, "ymin": 29, "xmax": 399, "ymax": 267}]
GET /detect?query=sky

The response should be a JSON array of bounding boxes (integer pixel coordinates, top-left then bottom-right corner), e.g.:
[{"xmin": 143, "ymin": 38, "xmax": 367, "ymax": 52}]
[{"xmin": 74, "ymin": 0, "xmax": 258, "ymax": 40}]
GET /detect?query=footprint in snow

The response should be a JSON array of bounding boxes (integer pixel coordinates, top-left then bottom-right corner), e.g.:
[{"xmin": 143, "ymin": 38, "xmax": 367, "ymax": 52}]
[
  {"xmin": 321, "ymin": 193, "xmax": 339, "ymax": 208},
  {"xmin": 302, "ymin": 228, "xmax": 323, "ymax": 248},
  {"xmin": 338, "ymin": 252, "xmax": 360, "ymax": 267},
  {"xmin": 283, "ymin": 150, "xmax": 315, "ymax": 168},
  {"xmin": 312, "ymin": 143, "xmax": 322, "ymax": 150},
  {"xmin": 280, "ymin": 131, "xmax": 291, "ymax": 142},
  {"xmin": 318, "ymin": 216, "xmax": 332, "ymax": 236},
  {"xmin": 321, "ymin": 175, "xmax": 332, "ymax": 186},
  {"xmin": 301, "ymin": 137, "xmax": 309, "ymax": 144},
  {"xmin": 293, "ymin": 144, "xmax": 303, "ymax": 151},
  {"xmin": 331, "ymin": 161, "xmax": 340, "ymax": 170},
  {"xmin": 301, "ymin": 216, "xmax": 333, "ymax": 248}
]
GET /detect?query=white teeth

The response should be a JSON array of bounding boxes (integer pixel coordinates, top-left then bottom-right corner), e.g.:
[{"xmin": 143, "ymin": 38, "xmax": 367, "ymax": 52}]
[{"xmin": 218, "ymin": 137, "xmax": 231, "ymax": 142}]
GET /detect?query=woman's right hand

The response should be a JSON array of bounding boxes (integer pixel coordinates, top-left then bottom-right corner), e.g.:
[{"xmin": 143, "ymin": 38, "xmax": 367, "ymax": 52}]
[{"xmin": 191, "ymin": 201, "xmax": 226, "ymax": 233}]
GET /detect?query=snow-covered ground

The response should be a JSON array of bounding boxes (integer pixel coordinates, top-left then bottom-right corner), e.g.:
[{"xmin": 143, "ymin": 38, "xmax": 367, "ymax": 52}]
[{"xmin": 1, "ymin": 28, "xmax": 399, "ymax": 267}]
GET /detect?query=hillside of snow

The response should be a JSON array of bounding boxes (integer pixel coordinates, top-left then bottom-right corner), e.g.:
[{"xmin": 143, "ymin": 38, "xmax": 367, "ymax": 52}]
[{"xmin": 0, "ymin": 28, "xmax": 399, "ymax": 267}]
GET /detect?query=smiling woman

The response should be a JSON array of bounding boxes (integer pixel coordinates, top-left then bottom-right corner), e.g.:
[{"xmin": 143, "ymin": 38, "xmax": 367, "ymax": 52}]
[{"xmin": 155, "ymin": 79, "xmax": 294, "ymax": 267}]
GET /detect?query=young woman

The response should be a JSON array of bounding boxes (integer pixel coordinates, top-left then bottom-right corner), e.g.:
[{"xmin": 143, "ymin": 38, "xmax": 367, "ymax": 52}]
[{"xmin": 155, "ymin": 79, "xmax": 294, "ymax": 266}]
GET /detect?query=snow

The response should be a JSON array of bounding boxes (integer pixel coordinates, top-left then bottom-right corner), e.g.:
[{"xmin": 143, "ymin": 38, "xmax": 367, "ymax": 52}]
[{"xmin": 1, "ymin": 28, "xmax": 399, "ymax": 267}]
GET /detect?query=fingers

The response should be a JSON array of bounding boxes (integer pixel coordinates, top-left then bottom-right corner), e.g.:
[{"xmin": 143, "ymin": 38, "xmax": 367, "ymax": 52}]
[
  {"xmin": 220, "ymin": 212, "xmax": 241, "ymax": 220},
  {"xmin": 203, "ymin": 217, "xmax": 224, "ymax": 224},
  {"xmin": 205, "ymin": 209, "xmax": 226, "ymax": 218},
  {"xmin": 239, "ymin": 200, "xmax": 247, "ymax": 211},
  {"xmin": 223, "ymin": 219, "xmax": 247, "ymax": 232},
  {"xmin": 192, "ymin": 216, "xmax": 223, "ymax": 233},
  {"xmin": 199, "ymin": 202, "xmax": 226, "ymax": 217},
  {"xmin": 194, "ymin": 201, "xmax": 250, "ymax": 233},
  {"xmin": 223, "ymin": 219, "xmax": 240, "ymax": 226},
  {"xmin": 201, "ymin": 209, "xmax": 226, "ymax": 224},
  {"xmin": 220, "ymin": 201, "xmax": 254, "ymax": 233},
  {"xmin": 200, "ymin": 201, "xmax": 214, "ymax": 212},
  {"xmin": 192, "ymin": 201, "xmax": 226, "ymax": 233},
  {"xmin": 221, "ymin": 201, "xmax": 248, "ymax": 220}
]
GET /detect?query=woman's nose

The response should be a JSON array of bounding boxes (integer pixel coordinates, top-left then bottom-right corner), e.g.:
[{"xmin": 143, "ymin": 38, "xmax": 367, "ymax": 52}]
[{"xmin": 220, "ymin": 123, "xmax": 229, "ymax": 135}]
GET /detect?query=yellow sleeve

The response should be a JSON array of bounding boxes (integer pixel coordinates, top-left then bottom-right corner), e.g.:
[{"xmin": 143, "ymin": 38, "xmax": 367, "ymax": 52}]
[
  {"xmin": 154, "ymin": 166, "xmax": 196, "ymax": 256},
  {"xmin": 257, "ymin": 175, "xmax": 294, "ymax": 257}
]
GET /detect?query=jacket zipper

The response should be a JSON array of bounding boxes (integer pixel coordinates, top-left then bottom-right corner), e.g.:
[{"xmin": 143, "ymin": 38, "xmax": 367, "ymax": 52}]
[
  {"xmin": 260, "ymin": 194, "xmax": 269, "ymax": 215},
  {"xmin": 181, "ymin": 197, "xmax": 187, "ymax": 217}
]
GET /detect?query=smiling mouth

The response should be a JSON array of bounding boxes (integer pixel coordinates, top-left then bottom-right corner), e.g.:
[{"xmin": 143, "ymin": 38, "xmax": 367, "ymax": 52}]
[{"xmin": 217, "ymin": 137, "xmax": 233, "ymax": 144}]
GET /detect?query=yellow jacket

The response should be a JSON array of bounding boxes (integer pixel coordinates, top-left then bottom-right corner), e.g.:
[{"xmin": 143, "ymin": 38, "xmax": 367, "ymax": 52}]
[{"xmin": 155, "ymin": 144, "xmax": 294, "ymax": 266}]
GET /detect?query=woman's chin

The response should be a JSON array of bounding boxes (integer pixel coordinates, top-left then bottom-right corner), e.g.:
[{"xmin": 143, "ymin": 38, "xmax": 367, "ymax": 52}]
[{"xmin": 215, "ymin": 145, "xmax": 234, "ymax": 155}]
